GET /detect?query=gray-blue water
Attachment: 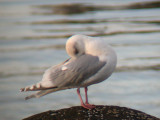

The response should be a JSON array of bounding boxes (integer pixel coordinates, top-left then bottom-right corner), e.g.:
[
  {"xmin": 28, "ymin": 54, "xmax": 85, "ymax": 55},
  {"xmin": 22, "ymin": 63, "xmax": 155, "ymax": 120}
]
[{"xmin": 0, "ymin": 0, "xmax": 160, "ymax": 119}]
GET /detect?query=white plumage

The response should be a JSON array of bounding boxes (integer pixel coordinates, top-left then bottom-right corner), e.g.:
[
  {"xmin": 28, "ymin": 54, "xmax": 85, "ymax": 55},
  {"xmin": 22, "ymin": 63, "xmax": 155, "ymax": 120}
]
[{"xmin": 21, "ymin": 34, "xmax": 117, "ymax": 109}]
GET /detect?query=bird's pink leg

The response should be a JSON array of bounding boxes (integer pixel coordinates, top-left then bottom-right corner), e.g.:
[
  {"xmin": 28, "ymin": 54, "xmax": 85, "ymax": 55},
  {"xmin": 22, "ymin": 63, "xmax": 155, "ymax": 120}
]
[
  {"xmin": 84, "ymin": 87, "xmax": 89, "ymax": 104},
  {"xmin": 84, "ymin": 87, "xmax": 95, "ymax": 108},
  {"xmin": 77, "ymin": 88, "xmax": 94, "ymax": 109}
]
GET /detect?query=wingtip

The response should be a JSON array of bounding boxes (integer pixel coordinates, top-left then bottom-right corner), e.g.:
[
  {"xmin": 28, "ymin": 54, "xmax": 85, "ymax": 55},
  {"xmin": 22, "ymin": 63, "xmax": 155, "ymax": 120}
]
[
  {"xmin": 20, "ymin": 88, "xmax": 25, "ymax": 92},
  {"xmin": 25, "ymin": 96, "xmax": 32, "ymax": 100},
  {"xmin": 25, "ymin": 94, "xmax": 37, "ymax": 100},
  {"xmin": 25, "ymin": 96, "xmax": 30, "ymax": 100}
]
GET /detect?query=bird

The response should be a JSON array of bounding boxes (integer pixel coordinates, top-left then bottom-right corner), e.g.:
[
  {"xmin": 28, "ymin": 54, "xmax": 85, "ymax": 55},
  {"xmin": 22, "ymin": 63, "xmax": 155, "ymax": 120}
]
[{"xmin": 20, "ymin": 34, "xmax": 117, "ymax": 109}]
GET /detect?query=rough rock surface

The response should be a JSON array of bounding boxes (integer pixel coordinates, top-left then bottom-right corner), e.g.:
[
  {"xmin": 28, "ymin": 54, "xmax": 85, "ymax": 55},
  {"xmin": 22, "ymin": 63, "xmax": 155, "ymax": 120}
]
[{"xmin": 23, "ymin": 105, "xmax": 160, "ymax": 120}]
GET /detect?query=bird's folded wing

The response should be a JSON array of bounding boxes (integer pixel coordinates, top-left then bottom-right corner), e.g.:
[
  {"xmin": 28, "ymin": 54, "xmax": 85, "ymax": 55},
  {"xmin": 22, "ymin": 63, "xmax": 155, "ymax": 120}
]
[{"xmin": 47, "ymin": 54, "xmax": 106, "ymax": 88}]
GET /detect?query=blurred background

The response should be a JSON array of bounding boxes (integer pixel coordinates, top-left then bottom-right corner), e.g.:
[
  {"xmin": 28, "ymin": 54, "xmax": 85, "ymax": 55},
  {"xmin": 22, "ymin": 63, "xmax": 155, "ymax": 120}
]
[{"xmin": 0, "ymin": 0, "xmax": 160, "ymax": 119}]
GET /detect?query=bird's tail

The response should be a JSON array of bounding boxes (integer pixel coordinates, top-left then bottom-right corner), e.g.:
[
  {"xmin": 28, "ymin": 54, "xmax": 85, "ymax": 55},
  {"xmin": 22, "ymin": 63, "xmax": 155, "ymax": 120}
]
[
  {"xmin": 21, "ymin": 84, "xmax": 70, "ymax": 100},
  {"xmin": 20, "ymin": 82, "xmax": 73, "ymax": 100},
  {"xmin": 20, "ymin": 82, "xmax": 55, "ymax": 92},
  {"xmin": 24, "ymin": 88, "xmax": 65, "ymax": 100}
]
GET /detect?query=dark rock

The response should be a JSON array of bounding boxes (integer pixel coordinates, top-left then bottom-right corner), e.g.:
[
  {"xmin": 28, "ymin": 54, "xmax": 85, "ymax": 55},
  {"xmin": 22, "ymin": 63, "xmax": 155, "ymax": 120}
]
[{"xmin": 23, "ymin": 105, "xmax": 160, "ymax": 120}]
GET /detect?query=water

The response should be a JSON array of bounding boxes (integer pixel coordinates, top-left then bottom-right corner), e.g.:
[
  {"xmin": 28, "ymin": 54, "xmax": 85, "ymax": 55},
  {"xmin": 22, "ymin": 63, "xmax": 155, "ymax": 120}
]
[{"xmin": 0, "ymin": 0, "xmax": 160, "ymax": 119}]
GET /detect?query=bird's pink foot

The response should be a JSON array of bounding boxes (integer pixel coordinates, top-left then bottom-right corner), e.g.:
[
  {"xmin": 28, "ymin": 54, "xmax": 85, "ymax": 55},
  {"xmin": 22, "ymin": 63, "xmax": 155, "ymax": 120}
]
[
  {"xmin": 85, "ymin": 103, "xmax": 96, "ymax": 109},
  {"xmin": 81, "ymin": 103, "xmax": 95, "ymax": 109}
]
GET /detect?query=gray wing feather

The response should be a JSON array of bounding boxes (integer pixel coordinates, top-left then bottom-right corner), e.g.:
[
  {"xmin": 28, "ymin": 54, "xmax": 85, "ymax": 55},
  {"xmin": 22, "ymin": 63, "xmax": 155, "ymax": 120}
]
[{"xmin": 49, "ymin": 54, "xmax": 106, "ymax": 87}]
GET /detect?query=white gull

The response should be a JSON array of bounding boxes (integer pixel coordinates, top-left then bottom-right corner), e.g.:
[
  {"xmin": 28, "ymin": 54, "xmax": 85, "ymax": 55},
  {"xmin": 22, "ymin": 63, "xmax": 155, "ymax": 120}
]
[{"xmin": 21, "ymin": 34, "xmax": 117, "ymax": 109}]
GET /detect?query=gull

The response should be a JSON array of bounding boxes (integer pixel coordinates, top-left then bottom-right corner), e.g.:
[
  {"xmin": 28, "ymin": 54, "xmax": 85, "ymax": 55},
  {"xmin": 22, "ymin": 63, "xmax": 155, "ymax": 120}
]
[{"xmin": 20, "ymin": 34, "xmax": 117, "ymax": 109}]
